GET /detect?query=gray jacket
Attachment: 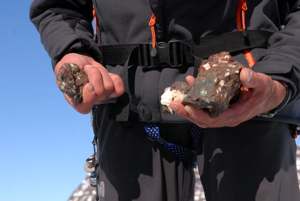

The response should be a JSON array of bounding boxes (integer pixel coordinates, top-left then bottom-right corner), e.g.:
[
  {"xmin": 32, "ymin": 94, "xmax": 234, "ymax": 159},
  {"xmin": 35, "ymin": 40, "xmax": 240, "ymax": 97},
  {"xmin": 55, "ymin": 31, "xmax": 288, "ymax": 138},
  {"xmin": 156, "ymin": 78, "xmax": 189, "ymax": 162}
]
[{"xmin": 30, "ymin": 0, "xmax": 300, "ymax": 125}]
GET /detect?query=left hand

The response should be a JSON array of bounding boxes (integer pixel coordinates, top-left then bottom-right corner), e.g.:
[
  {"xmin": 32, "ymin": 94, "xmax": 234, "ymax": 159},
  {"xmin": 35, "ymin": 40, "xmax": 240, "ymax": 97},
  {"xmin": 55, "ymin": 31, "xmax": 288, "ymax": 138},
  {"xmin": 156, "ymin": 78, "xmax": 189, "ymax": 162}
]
[
  {"xmin": 168, "ymin": 68, "xmax": 287, "ymax": 128},
  {"xmin": 54, "ymin": 53, "xmax": 124, "ymax": 114}
]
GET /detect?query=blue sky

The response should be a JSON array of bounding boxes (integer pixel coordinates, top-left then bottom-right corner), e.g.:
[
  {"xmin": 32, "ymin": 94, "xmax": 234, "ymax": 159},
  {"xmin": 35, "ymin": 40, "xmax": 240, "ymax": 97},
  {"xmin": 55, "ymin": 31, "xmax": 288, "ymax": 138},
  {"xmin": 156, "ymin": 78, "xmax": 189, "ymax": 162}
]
[
  {"xmin": 0, "ymin": 1, "xmax": 94, "ymax": 201},
  {"xmin": 0, "ymin": 1, "xmax": 299, "ymax": 201}
]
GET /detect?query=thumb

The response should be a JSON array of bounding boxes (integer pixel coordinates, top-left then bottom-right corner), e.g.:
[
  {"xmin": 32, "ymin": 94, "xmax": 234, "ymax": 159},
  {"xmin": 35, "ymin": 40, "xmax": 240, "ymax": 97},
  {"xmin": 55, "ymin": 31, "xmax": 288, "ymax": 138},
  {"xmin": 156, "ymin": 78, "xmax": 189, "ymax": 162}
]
[
  {"xmin": 240, "ymin": 68, "xmax": 259, "ymax": 88},
  {"xmin": 73, "ymin": 83, "xmax": 95, "ymax": 114}
]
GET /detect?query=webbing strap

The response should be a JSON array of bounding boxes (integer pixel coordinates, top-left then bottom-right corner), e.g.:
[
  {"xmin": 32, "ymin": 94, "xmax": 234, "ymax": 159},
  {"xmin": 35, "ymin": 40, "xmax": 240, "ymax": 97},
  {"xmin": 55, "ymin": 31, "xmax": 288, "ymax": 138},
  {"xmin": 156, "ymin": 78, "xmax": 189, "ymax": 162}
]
[
  {"xmin": 100, "ymin": 30, "xmax": 272, "ymax": 66},
  {"xmin": 144, "ymin": 123, "xmax": 202, "ymax": 165}
]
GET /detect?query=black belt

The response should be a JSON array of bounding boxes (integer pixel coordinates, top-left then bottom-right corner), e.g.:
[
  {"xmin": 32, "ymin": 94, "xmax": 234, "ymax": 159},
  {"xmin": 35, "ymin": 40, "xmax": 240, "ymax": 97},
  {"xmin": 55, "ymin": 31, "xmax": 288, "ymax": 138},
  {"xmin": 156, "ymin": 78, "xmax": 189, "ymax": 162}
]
[{"xmin": 100, "ymin": 30, "xmax": 272, "ymax": 68}]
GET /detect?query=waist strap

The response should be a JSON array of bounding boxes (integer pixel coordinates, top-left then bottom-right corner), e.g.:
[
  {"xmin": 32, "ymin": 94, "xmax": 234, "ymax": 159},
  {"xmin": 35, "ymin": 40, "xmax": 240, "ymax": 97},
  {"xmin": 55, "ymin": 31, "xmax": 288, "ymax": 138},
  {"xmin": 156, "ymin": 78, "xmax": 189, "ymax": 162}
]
[{"xmin": 100, "ymin": 30, "xmax": 272, "ymax": 67}]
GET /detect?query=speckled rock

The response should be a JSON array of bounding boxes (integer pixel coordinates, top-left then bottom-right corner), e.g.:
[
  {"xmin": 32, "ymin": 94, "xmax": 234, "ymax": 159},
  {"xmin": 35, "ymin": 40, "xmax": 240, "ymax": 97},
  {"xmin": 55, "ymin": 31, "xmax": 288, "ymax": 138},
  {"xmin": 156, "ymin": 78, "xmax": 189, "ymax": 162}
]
[
  {"xmin": 183, "ymin": 52, "xmax": 244, "ymax": 118},
  {"xmin": 161, "ymin": 52, "xmax": 244, "ymax": 118},
  {"xmin": 57, "ymin": 63, "xmax": 89, "ymax": 104}
]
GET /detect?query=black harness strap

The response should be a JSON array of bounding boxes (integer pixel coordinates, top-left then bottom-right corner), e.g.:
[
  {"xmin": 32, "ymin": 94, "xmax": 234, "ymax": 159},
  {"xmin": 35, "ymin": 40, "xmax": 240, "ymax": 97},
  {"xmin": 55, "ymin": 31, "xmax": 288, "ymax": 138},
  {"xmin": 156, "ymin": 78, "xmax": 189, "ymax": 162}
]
[
  {"xmin": 100, "ymin": 30, "xmax": 272, "ymax": 67},
  {"xmin": 185, "ymin": 30, "xmax": 272, "ymax": 59},
  {"xmin": 105, "ymin": 30, "xmax": 272, "ymax": 122}
]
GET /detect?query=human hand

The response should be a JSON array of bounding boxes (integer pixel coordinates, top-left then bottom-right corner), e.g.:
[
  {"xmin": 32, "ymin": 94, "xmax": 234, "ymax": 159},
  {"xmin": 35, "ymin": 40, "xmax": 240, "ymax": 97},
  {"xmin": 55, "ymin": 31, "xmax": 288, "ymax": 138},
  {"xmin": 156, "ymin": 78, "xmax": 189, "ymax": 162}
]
[
  {"xmin": 55, "ymin": 53, "xmax": 124, "ymax": 114},
  {"xmin": 168, "ymin": 68, "xmax": 287, "ymax": 128}
]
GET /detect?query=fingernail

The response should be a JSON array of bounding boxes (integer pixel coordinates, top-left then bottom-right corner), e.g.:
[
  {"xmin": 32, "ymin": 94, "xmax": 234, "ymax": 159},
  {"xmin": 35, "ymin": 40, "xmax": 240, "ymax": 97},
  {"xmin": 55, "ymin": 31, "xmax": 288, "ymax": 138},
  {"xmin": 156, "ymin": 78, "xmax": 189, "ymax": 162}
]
[
  {"xmin": 185, "ymin": 106, "xmax": 193, "ymax": 116},
  {"xmin": 87, "ymin": 84, "xmax": 94, "ymax": 92},
  {"xmin": 169, "ymin": 105, "xmax": 179, "ymax": 113},
  {"xmin": 247, "ymin": 70, "xmax": 252, "ymax": 83}
]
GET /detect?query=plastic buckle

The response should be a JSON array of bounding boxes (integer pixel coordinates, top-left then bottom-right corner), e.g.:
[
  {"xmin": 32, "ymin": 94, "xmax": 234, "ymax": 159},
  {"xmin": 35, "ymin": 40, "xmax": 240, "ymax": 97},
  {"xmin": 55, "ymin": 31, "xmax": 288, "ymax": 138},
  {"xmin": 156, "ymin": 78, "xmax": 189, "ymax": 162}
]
[
  {"xmin": 138, "ymin": 41, "xmax": 183, "ymax": 68},
  {"xmin": 138, "ymin": 43, "xmax": 151, "ymax": 67},
  {"xmin": 168, "ymin": 40, "xmax": 183, "ymax": 67},
  {"xmin": 154, "ymin": 41, "xmax": 183, "ymax": 67}
]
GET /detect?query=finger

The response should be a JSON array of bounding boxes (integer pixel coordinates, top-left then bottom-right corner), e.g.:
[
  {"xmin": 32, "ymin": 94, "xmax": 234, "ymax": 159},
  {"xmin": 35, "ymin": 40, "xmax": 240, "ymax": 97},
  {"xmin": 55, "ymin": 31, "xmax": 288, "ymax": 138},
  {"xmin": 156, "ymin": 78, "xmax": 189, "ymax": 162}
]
[
  {"xmin": 95, "ymin": 66, "xmax": 116, "ymax": 93},
  {"xmin": 83, "ymin": 66, "xmax": 106, "ymax": 99},
  {"xmin": 107, "ymin": 73, "xmax": 125, "ymax": 99},
  {"xmin": 186, "ymin": 75, "xmax": 194, "ymax": 87},
  {"xmin": 72, "ymin": 83, "xmax": 96, "ymax": 114},
  {"xmin": 240, "ymin": 68, "xmax": 271, "ymax": 89},
  {"xmin": 183, "ymin": 107, "xmax": 212, "ymax": 128},
  {"xmin": 217, "ymin": 103, "xmax": 248, "ymax": 126},
  {"xmin": 164, "ymin": 87, "xmax": 170, "ymax": 92},
  {"xmin": 169, "ymin": 101, "xmax": 189, "ymax": 116},
  {"xmin": 239, "ymin": 68, "xmax": 253, "ymax": 87},
  {"xmin": 169, "ymin": 101, "xmax": 211, "ymax": 127},
  {"xmin": 184, "ymin": 105, "xmax": 214, "ymax": 123},
  {"xmin": 240, "ymin": 86, "xmax": 249, "ymax": 92},
  {"xmin": 184, "ymin": 102, "xmax": 248, "ymax": 128}
]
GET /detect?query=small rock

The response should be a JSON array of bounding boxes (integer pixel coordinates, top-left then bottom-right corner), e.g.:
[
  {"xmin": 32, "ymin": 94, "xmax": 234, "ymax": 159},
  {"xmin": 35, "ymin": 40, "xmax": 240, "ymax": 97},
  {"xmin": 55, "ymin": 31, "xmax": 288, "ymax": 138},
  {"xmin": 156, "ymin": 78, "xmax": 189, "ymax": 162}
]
[{"xmin": 57, "ymin": 63, "xmax": 89, "ymax": 104}]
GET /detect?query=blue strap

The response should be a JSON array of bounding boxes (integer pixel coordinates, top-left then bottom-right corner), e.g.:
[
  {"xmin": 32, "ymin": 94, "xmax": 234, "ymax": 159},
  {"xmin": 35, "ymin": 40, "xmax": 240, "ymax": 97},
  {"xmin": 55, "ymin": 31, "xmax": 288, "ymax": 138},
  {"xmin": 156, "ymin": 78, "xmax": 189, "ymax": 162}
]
[
  {"xmin": 190, "ymin": 123, "xmax": 202, "ymax": 143},
  {"xmin": 144, "ymin": 123, "xmax": 202, "ymax": 166}
]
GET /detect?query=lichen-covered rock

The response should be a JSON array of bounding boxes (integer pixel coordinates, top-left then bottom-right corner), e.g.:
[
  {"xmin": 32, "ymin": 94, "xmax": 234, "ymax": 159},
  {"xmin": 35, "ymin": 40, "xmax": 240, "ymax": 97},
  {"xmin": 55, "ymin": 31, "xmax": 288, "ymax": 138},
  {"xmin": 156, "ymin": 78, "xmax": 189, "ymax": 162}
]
[
  {"xmin": 161, "ymin": 52, "xmax": 244, "ymax": 118},
  {"xmin": 57, "ymin": 63, "xmax": 89, "ymax": 104}
]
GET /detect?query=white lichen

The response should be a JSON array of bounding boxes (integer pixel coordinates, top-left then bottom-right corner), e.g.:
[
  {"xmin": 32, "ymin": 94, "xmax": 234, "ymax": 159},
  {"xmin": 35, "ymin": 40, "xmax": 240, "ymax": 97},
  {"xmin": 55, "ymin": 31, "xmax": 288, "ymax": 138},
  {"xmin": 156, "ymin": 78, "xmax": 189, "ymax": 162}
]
[{"xmin": 160, "ymin": 88, "xmax": 187, "ymax": 114}]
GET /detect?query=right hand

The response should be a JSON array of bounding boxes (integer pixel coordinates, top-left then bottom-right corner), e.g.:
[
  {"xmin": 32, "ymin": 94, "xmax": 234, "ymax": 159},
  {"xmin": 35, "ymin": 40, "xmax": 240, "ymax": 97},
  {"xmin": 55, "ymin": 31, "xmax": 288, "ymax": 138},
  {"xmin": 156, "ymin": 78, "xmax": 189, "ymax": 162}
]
[
  {"xmin": 55, "ymin": 53, "xmax": 125, "ymax": 114},
  {"xmin": 168, "ymin": 68, "xmax": 287, "ymax": 128}
]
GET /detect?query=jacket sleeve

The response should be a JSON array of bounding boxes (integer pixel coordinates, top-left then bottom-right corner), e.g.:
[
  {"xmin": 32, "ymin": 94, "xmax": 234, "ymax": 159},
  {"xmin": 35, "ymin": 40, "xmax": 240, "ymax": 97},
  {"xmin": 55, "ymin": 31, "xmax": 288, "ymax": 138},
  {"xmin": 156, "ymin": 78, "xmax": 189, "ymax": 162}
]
[
  {"xmin": 30, "ymin": 0, "xmax": 102, "ymax": 70},
  {"xmin": 252, "ymin": 0, "xmax": 300, "ymax": 102}
]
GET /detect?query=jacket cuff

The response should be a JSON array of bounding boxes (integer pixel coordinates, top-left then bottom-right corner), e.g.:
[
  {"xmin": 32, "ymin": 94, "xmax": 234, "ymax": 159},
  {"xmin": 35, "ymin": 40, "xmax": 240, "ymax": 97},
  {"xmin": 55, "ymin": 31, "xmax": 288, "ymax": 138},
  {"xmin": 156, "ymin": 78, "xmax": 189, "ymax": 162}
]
[
  {"xmin": 52, "ymin": 38, "xmax": 102, "ymax": 70},
  {"xmin": 257, "ymin": 82, "xmax": 292, "ymax": 118},
  {"xmin": 251, "ymin": 60, "xmax": 298, "ymax": 101}
]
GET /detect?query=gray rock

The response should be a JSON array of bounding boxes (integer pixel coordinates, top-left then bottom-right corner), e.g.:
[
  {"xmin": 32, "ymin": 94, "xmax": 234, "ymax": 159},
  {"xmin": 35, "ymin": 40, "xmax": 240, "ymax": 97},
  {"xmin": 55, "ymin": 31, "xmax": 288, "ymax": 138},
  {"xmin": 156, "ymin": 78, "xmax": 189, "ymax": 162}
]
[{"xmin": 57, "ymin": 63, "xmax": 89, "ymax": 104}]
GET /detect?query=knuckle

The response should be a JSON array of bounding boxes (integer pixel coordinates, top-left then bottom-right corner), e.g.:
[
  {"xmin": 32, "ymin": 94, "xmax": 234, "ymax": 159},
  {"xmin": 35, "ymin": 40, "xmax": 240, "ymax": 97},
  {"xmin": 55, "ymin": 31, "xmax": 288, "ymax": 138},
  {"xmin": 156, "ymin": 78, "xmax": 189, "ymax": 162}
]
[
  {"xmin": 112, "ymin": 74, "xmax": 124, "ymax": 85},
  {"xmin": 94, "ymin": 87, "xmax": 105, "ymax": 96},
  {"xmin": 105, "ymin": 82, "xmax": 115, "ymax": 92}
]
